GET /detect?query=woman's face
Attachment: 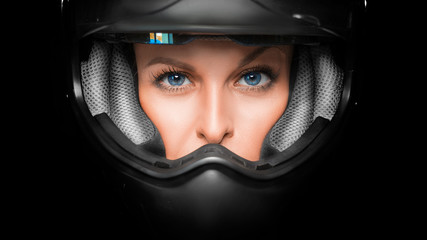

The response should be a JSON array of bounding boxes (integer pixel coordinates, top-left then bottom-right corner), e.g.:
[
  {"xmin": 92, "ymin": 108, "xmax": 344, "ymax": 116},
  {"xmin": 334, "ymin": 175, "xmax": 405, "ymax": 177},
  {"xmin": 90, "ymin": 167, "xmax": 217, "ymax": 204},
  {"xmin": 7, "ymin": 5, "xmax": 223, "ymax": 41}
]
[{"xmin": 135, "ymin": 39, "xmax": 293, "ymax": 161}]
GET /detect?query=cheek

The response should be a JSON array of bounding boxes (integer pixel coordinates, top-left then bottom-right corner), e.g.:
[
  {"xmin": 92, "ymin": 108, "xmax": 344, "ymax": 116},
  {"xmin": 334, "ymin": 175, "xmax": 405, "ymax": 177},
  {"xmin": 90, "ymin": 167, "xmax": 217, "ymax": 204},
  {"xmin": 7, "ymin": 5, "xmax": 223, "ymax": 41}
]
[
  {"xmin": 139, "ymin": 86, "xmax": 201, "ymax": 159},
  {"xmin": 228, "ymin": 84, "xmax": 289, "ymax": 160}
]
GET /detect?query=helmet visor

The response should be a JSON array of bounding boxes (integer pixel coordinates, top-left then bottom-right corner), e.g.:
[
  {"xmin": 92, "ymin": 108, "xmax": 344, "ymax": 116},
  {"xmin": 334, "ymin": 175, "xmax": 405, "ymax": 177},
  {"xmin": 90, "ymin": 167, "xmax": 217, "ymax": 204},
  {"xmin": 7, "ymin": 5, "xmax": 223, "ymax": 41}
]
[{"xmin": 94, "ymin": 32, "xmax": 334, "ymax": 46}]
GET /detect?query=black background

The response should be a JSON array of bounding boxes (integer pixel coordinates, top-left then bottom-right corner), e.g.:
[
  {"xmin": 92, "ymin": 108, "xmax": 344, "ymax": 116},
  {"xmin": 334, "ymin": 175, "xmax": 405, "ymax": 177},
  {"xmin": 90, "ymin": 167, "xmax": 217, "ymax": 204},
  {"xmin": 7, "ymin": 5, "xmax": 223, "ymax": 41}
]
[{"xmin": 8, "ymin": 0, "xmax": 410, "ymax": 238}]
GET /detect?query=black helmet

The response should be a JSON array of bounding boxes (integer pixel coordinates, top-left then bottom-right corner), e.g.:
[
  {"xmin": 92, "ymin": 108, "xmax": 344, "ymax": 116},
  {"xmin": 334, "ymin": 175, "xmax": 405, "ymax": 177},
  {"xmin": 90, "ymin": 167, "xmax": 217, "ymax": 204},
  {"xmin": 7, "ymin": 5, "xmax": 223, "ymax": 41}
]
[{"xmin": 60, "ymin": 0, "xmax": 366, "ymax": 237}]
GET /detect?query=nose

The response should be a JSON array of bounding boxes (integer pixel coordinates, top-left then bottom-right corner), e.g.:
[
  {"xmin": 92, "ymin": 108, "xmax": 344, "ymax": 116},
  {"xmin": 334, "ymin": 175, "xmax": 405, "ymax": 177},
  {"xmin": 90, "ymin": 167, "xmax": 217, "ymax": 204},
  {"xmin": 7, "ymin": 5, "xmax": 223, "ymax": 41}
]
[{"xmin": 196, "ymin": 86, "xmax": 233, "ymax": 144}]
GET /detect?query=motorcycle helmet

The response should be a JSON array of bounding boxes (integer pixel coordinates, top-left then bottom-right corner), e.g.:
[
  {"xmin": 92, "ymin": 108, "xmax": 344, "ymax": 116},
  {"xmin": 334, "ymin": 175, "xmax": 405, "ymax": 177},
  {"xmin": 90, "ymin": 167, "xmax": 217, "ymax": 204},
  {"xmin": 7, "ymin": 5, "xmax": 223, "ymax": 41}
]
[{"xmin": 61, "ymin": 0, "xmax": 366, "ymax": 237}]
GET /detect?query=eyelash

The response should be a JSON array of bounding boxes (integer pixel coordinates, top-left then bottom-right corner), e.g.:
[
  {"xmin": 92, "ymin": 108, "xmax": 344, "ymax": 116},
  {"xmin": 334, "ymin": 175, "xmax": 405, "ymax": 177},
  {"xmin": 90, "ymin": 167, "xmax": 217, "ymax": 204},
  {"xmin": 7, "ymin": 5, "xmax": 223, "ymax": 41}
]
[
  {"xmin": 235, "ymin": 65, "xmax": 278, "ymax": 92},
  {"xmin": 151, "ymin": 66, "xmax": 193, "ymax": 93},
  {"xmin": 151, "ymin": 65, "xmax": 278, "ymax": 93}
]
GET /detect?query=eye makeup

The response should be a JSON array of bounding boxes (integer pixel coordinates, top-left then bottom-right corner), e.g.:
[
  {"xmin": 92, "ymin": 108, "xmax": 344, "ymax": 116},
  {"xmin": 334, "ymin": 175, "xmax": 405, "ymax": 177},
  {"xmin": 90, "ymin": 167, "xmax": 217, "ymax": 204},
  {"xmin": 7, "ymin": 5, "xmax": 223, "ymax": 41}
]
[
  {"xmin": 234, "ymin": 64, "xmax": 279, "ymax": 93},
  {"xmin": 150, "ymin": 66, "xmax": 195, "ymax": 94},
  {"xmin": 149, "ymin": 64, "xmax": 280, "ymax": 95}
]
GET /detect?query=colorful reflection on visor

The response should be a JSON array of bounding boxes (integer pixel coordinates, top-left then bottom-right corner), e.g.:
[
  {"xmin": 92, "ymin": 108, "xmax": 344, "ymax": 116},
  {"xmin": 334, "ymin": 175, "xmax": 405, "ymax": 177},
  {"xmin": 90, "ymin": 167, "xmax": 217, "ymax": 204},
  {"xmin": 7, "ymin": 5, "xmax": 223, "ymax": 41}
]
[{"xmin": 149, "ymin": 32, "xmax": 174, "ymax": 44}]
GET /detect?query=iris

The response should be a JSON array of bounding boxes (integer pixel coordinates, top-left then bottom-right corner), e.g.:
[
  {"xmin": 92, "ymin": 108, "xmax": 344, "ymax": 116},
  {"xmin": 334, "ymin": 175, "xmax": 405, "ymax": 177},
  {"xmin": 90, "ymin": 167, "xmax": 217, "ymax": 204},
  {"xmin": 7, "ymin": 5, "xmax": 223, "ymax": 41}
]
[
  {"xmin": 167, "ymin": 73, "xmax": 186, "ymax": 86},
  {"xmin": 243, "ymin": 72, "xmax": 262, "ymax": 86}
]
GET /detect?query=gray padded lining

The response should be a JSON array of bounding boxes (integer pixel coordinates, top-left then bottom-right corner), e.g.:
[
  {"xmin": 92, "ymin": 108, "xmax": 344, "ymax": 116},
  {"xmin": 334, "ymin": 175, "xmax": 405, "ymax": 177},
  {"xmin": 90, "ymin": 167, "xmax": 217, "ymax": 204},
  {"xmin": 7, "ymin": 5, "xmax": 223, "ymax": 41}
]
[
  {"xmin": 269, "ymin": 46, "xmax": 343, "ymax": 151},
  {"xmin": 81, "ymin": 42, "xmax": 155, "ymax": 144},
  {"xmin": 81, "ymin": 41, "xmax": 343, "ymax": 152}
]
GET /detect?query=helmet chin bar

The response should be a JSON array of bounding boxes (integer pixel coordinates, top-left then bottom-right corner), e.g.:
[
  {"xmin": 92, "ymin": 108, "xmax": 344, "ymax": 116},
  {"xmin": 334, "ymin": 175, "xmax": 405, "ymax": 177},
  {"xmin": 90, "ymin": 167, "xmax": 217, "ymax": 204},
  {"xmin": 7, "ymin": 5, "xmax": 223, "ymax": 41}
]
[
  {"xmin": 95, "ymin": 112, "xmax": 330, "ymax": 179},
  {"xmin": 112, "ymin": 153, "xmax": 325, "ymax": 237}
]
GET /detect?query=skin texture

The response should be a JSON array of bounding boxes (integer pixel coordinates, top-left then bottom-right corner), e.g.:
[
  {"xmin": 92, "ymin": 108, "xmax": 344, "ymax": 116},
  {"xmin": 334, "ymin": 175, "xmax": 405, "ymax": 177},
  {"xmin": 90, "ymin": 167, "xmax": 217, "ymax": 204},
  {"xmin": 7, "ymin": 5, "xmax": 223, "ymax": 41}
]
[{"xmin": 134, "ymin": 39, "xmax": 293, "ymax": 161}]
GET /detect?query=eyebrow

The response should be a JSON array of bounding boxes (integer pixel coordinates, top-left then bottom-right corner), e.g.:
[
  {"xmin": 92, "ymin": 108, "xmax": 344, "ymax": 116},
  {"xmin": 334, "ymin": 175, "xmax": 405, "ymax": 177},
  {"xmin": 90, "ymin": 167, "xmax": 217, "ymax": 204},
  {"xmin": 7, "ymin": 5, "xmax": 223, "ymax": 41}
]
[
  {"xmin": 144, "ymin": 46, "xmax": 274, "ymax": 70},
  {"xmin": 145, "ymin": 57, "xmax": 196, "ymax": 72},
  {"xmin": 238, "ymin": 46, "xmax": 273, "ymax": 68}
]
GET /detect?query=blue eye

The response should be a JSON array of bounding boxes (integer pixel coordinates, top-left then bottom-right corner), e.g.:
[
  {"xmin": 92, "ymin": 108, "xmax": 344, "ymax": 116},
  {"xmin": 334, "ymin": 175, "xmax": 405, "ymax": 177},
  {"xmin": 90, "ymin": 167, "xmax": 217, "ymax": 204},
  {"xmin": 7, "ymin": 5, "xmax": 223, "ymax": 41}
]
[
  {"xmin": 162, "ymin": 73, "xmax": 191, "ymax": 86},
  {"xmin": 243, "ymin": 72, "xmax": 261, "ymax": 85},
  {"xmin": 167, "ymin": 74, "xmax": 186, "ymax": 86},
  {"xmin": 238, "ymin": 72, "xmax": 269, "ymax": 86}
]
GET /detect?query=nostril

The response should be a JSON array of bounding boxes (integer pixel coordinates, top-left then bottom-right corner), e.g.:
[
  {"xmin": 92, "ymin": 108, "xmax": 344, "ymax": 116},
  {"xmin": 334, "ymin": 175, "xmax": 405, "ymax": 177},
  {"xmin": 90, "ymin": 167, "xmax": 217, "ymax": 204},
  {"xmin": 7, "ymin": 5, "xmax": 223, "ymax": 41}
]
[
  {"xmin": 222, "ymin": 132, "xmax": 233, "ymax": 141},
  {"xmin": 197, "ymin": 132, "xmax": 206, "ymax": 140},
  {"xmin": 196, "ymin": 129, "xmax": 233, "ymax": 144}
]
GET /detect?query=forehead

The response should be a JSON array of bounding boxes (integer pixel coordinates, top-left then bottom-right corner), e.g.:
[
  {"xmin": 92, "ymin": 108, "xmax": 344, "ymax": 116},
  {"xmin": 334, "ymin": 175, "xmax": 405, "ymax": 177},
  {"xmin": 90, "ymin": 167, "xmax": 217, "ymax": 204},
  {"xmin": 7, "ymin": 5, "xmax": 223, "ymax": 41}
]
[
  {"xmin": 133, "ymin": 40, "xmax": 292, "ymax": 64},
  {"xmin": 134, "ymin": 39, "xmax": 256, "ymax": 57}
]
